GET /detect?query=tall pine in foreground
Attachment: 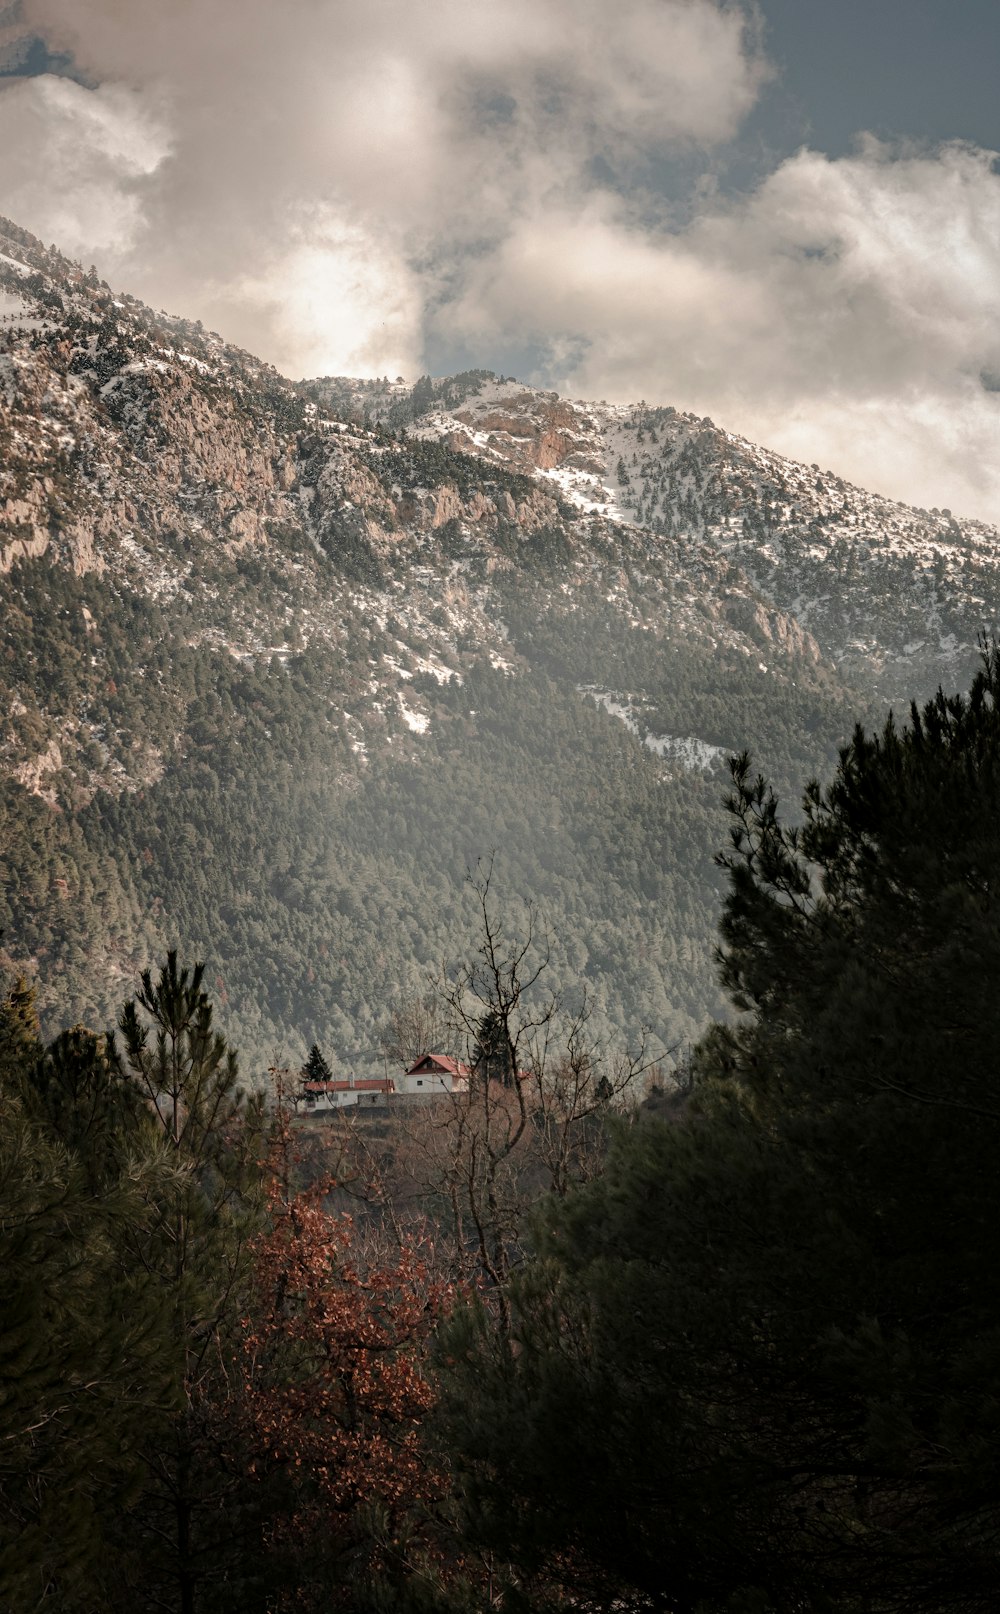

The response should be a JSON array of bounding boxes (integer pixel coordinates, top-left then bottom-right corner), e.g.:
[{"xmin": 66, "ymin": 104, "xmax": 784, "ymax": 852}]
[
  {"xmin": 111, "ymin": 953, "xmax": 267, "ymax": 1613},
  {"xmin": 0, "ymin": 990, "xmax": 176, "ymax": 1609},
  {"xmin": 438, "ymin": 647, "xmax": 1000, "ymax": 1614},
  {"xmin": 0, "ymin": 957, "xmax": 272, "ymax": 1611}
]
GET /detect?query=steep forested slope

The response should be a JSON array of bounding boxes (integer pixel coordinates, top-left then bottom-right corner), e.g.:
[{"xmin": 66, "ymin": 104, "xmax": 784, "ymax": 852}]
[{"xmin": 1, "ymin": 213, "xmax": 991, "ymax": 1070}]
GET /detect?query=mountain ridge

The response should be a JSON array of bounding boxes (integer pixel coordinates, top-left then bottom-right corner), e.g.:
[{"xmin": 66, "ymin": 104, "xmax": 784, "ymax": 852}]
[{"xmin": 1, "ymin": 211, "xmax": 996, "ymax": 1071}]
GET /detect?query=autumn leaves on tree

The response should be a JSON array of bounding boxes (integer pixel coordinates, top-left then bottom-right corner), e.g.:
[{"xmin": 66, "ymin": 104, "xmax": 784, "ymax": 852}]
[
  {"xmin": 6, "ymin": 650, "xmax": 1000, "ymax": 1611},
  {"xmin": 0, "ymin": 959, "xmax": 453, "ymax": 1613}
]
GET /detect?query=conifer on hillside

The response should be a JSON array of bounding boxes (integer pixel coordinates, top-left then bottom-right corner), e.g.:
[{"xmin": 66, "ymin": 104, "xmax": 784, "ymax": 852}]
[
  {"xmin": 438, "ymin": 647, "xmax": 1000, "ymax": 1614},
  {"xmin": 302, "ymin": 1042, "xmax": 334, "ymax": 1084}
]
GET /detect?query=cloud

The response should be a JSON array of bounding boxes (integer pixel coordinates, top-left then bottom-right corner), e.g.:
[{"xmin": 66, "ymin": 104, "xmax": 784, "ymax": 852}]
[
  {"xmin": 0, "ymin": 74, "xmax": 168, "ymax": 258},
  {"xmin": 451, "ymin": 139, "xmax": 1000, "ymax": 521},
  {"xmin": 229, "ymin": 209, "xmax": 424, "ymax": 381},
  {"xmin": 0, "ymin": 0, "xmax": 764, "ymax": 364},
  {"xmin": 0, "ymin": 3, "xmax": 998, "ymax": 520}
]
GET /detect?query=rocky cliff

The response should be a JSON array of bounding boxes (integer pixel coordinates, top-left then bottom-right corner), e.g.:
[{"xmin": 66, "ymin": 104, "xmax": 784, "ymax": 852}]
[{"xmin": 2, "ymin": 212, "xmax": 995, "ymax": 1068}]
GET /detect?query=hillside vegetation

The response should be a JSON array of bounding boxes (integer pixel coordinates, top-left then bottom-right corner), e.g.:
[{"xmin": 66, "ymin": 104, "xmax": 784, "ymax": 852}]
[
  {"xmin": 4, "ymin": 652, "xmax": 1000, "ymax": 1612},
  {"xmin": 1, "ymin": 212, "xmax": 995, "ymax": 1067}
]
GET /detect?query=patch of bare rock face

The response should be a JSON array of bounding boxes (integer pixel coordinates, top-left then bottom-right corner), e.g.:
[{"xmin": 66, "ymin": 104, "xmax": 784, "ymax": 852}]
[
  {"xmin": 12, "ymin": 738, "xmax": 63, "ymax": 804},
  {"xmin": 2, "ymin": 337, "xmax": 286, "ymax": 577},
  {"xmin": 718, "ymin": 594, "xmax": 823, "ymax": 666},
  {"xmin": 3, "ymin": 208, "xmax": 1000, "ymax": 723},
  {"xmin": 1, "ymin": 248, "xmax": 590, "ymax": 605},
  {"xmin": 392, "ymin": 480, "xmax": 561, "ymax": 536},
  {"xmin": 452, "ymin": 391, "xmax": 606, "ymax": 475}
]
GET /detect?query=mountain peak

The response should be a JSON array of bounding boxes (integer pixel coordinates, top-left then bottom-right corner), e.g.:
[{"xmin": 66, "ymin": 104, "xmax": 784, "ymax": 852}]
[{"xmin": 2, "ymin": 213, "xmax": 997, "ymax": 1064}]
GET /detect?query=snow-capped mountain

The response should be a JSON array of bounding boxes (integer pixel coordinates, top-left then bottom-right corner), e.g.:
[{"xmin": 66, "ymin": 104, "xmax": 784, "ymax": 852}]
[
  {"xmin": 2, "ymin": 212, "xmax": 995, "ymax": 1067},
  {"xmin": 318, "ymin": 370, "xmax": 998, "ymax": 700}
]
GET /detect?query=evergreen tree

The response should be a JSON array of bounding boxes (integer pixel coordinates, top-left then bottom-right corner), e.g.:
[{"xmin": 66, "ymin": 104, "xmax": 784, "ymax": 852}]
[
  {"xmin": 471, "ymin": 1007, "xmax": 514, "ymax": 1087},
  {"xmin": 302, "ymin": 1042, "xmax": 334, "ymax": 1083},
  {"xmin": 0, "ymin": 985, "xmax": 176, "ymax": 1611},
  {"xmin": 0, "ymin": 958, "xmax": 269, "ymax": 1610},
  {"xmin": 0, "ymin": 974, "xmax": 39, "ymax": 1089},
  {"xmin": 438, "ymin": 649, "xmax": 1000, "ymax": 1614},
  {"xmin": 110, "ymin": 953, "xmax": 267, "ymax": 1613}
]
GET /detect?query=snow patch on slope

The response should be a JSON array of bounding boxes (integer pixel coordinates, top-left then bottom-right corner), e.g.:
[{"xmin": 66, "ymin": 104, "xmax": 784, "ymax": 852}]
[
  {"xmin": 644, "ymin": 733, "xmax": 727, "ymax": 771},
  {"xmin": 399, "ymin": 696, "xmax": 429, "ymax": 734},
  {"xmin": 585, "ymin": 688, "xmax": 639, "ymax": 735},
  {"xmin": 580, "ymin": 686, "xmax": 727, "ymax": 773}
]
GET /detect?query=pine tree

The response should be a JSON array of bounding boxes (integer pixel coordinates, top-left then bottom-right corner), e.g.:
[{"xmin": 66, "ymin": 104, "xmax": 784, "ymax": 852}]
[
  {"xmin": 302, "ymin": 1041, "xmax": 333, "ymax": 1084},
  {"xmin": 111, "ymin": 952, "xmax": 267, "ymax": 1614},
  {"xmin": 0, "ymin": 987, "xmax": 175, "ymax": 1610},
  {"xmin": 438, "ymin": 649, "xmax": 1000, "ymax": 1614},
  {"xmin": 0, "ymin": 973, "xmax": 39, "ymax": 1088},
  {"xmin": 471, "ymin": 1007, "xmax": 514, "ymax": 1087}
]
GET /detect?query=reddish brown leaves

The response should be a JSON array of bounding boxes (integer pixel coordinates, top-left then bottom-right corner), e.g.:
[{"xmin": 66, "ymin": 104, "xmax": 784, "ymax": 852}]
[{"xmin": 229, "ymin": 1170, "xmax": 454, "ymax": 1606}]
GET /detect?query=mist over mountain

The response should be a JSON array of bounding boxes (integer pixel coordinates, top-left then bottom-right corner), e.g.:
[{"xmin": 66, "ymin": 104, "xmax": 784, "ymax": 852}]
[{"xmin": 3, "ymin": 212, "xmax": 997, "ymax": 1071}]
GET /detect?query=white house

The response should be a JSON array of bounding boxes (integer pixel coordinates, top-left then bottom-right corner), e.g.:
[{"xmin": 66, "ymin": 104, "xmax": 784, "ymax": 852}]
[
  {"xmin": 299, "ymin": 1076, "xmax": 393, "ymax": 1113},
  {"xmin": 396, "ymin": 1053, "xmax": 471, "ymax": 1096}
]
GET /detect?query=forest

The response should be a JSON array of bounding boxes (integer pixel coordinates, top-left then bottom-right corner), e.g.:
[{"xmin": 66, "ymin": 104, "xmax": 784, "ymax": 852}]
[
  {"xmin": 3, "ymin": 650, "xmax": 999, "ymax": 1613},
  {"xmin": 3, "ymin": 205, "xmax": 988, "ymax": 1084},
  {"xmin": 0, "ymin": 549, "xmax": 867, "ymax": 1072}
]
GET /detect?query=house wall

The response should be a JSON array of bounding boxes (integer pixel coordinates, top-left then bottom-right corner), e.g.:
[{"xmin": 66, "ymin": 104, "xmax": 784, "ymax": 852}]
[
  {"xmin": 397, "ymin": 1071, "xmax": 465, "ymax": 1095},
  {"xmin": 301, "ymin": 1089, "xmax": 390, "ymax": 1112}
]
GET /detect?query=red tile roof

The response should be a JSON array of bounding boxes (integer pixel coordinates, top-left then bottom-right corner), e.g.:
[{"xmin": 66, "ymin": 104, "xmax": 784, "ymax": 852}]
[
  {"xmin": 405, "ymin": 1053, "xmax": 472, "ymax": 1078},
  {"xmin": 304, "ymin": 1078, "xmax": 393, "ymax": 1093}
]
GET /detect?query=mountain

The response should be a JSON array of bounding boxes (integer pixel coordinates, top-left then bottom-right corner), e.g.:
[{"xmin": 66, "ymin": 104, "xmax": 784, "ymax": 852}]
[
  {"xmin": 309, "ymin": 371, "xmax": 996, "ymax": 702},
  {"xmin": 2, "ymin": 214, "xmax": 997, "ymax": 1072}
]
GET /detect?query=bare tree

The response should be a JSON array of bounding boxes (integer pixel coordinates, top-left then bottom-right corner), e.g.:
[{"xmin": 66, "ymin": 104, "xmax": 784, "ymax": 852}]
[
  {"xmin": 301, "ymin": 866, "xmax": 660, "ymax": 1340},
  {"xmin": 418, "ymin": 863, "xmax": 654, "ymax": 1334},
  {"xmin": 378, "ymin": 991, "xmax": 452, "ymax": 1071}
]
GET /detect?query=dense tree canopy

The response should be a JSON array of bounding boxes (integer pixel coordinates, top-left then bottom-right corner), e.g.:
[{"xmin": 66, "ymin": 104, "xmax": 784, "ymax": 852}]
[
  {"xmin": 0, "ymin": 961, "xmax": 460, "ymax": 1613},
  {"xmin": 6, "ymin": 644, "xmax": 1000, "ymax": 1611},
  {"xmin": 438, "ymin": 649, "xmax": 1000, "ymax": 1614},
  {"xmin": 0, "ymin": 551, "xmax": 864, "ymax": 1073}
]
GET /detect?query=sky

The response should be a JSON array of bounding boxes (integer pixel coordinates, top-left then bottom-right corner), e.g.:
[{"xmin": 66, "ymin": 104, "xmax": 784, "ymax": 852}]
[{"xmin": 1, "ymin": 0, "xmax": 999, "ymax": 523}]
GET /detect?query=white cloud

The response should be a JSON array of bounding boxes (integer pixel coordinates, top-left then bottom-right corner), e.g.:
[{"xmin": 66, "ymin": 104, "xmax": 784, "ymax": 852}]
[
  {"xmin": 1, "ymin": 4, "xmax": 998, "ymax": 520},
  {"xmin": 2, "ymin": 0, "xmax": 763, "ymax": 352},
  {"xmin": 0, "ymin": 74, "xmax": 169, "ymax": 258},
  {"xmin": 228, "ymin": 210, "xmax": 423, "ymax": 381},
  {"xmin": 452, "ymin": 140, "xmax": 1000, "ymax": 521}
]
